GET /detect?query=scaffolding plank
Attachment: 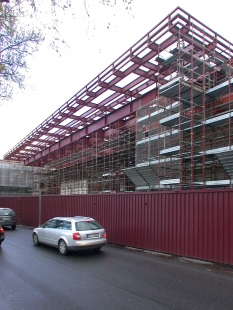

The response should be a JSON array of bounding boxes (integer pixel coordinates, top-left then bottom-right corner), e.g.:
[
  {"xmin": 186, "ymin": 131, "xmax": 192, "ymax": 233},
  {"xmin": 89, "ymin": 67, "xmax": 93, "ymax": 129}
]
[
  {"xmin": 160, "ymin": 145, "xmax": 180, "ymax": 156},
  {"xmin": 205, "ymin": 111, "xmax": 233, "ymax": 127},
  {"xmin": 123, "ymin": 167, "xmax": 148, "ymax": 187}
]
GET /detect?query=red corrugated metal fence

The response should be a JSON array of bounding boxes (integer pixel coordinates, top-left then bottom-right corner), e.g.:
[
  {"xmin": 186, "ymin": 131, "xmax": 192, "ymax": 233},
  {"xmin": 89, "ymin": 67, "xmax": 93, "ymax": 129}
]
[{"xmin": 0, "ymin": 190, "xmax": 232, "ymax": 265}]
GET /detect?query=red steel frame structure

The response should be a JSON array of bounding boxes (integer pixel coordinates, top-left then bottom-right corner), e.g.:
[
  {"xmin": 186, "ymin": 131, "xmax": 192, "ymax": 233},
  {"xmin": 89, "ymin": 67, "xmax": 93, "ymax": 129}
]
[{"xmin": 3, "ymin": 7, "xmax": 233, "ymax": 194}]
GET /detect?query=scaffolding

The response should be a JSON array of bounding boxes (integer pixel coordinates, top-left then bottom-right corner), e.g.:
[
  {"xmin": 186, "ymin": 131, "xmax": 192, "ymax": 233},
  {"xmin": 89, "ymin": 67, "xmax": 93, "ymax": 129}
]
[
  {"xmin": 34, "ymin": 120, "xmax": 136, "ymax": 194},
  {"xmin": 124, "ymin": 25, "xmax": 233, "ymax": 190},
  {"xmin": 0, "ymin": 160, "xmax": 41, "ymax": 196}
]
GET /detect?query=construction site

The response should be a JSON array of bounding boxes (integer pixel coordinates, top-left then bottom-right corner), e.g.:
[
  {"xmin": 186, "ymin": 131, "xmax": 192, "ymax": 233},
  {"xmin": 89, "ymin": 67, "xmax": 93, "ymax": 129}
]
[{"xmin": 2, "ymin": 7, "xmax": 233, "ymax": 195}]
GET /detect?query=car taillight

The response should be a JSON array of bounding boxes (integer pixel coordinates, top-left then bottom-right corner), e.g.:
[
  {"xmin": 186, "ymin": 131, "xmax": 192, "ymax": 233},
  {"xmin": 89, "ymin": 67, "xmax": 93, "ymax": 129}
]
[
  {"xmin": 0, "ymin": 228, "xmax": 4, "ymax": 235},
  {"xmin": 73, "ymin": 232, "xmax": 81, "ymax": 240},
  {"xmin": 104, "ymin": 232, "xmax": 107, "ymax": 238}
]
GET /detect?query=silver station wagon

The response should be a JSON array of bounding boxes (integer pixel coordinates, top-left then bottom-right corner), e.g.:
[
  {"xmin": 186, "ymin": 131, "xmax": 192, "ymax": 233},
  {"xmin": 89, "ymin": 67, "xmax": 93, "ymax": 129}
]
[{"xmin": 32, "ymin": 216, "xmax": 107, "ymax": 255}]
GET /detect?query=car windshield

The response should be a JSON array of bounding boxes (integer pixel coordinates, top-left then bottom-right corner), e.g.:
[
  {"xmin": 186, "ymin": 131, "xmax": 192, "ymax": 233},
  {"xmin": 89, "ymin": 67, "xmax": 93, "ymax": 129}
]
[
  {"xmin": 0, "ymin": 209, "xmax": 15, "ymax": 216},
  {"xmin": 75, "ymin": 220, "xmax": 102, "ymax": 231}
]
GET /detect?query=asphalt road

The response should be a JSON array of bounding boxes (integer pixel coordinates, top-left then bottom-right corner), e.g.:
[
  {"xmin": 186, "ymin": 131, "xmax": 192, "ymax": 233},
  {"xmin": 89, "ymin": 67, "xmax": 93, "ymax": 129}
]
[{"xmin": 0, "ymin": 226, "xmax": 233, "ymax": 310}]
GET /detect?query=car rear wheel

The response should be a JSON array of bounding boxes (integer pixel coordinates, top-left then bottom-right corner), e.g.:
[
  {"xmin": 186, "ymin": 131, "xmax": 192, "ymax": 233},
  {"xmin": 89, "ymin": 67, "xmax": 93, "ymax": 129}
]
[
  {"xmin": 33, "ymin": 233, "xmax": 39, "ymax": 246},
  {"xmin": 58, "ymin": 239, "xmax": 68, "ymax": 255},
  {"xmin": 11, "ymin": 225, "xmax": 16, "ymax": 230}
]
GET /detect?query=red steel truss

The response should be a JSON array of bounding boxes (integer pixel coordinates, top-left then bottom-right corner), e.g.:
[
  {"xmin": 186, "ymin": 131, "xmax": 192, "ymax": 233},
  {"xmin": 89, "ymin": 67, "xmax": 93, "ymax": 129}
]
[{"xmin": 4, "ymin": 6, "xmax": 233, "ymax": 172}]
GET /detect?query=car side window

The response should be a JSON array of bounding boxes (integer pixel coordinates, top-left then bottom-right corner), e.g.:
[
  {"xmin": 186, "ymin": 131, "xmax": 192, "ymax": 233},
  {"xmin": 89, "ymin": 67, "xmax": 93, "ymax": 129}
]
[
  {"xmin": 56, "ymin": 220, "xmax": 64, "ymax": 229},
  {"xmin": 63, "ymin": 221, "xmax": 71, "ymax": 230},
  {"xmin": 9, "ymin": 209, "xmax": 15, "ymax": 216},
  {"xmin": 43, "ymin": 219, "xmax": 57, "ymax": 229}
]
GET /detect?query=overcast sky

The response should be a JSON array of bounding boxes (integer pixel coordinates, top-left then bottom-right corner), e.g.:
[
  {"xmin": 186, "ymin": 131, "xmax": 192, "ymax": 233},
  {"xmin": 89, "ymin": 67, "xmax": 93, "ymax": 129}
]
[{"xmin": 1, "ymin": 0, "xmax": 233, "ymax": 159}]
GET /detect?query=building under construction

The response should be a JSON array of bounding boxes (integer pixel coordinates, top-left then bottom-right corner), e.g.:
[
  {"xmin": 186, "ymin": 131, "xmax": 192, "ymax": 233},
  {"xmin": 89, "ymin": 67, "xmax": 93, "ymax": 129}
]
[{"xmin": 3, "ymin": 7, "xmax": 233, "ymax": 195}]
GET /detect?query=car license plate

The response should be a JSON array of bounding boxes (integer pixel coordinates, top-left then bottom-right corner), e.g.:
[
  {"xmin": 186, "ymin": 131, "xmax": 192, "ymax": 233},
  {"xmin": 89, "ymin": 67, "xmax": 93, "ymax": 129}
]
[{"xmin": 87, "ymin": 233, "xmax": 99, "ymax": 238}]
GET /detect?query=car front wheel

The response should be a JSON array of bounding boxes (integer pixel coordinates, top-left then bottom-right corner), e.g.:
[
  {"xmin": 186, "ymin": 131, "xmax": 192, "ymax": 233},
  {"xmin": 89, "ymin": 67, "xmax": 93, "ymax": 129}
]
[
  {"xmin": 33, "ymin": 233, "xmax": 39, "ymax": 246},
  {"xmin": 58, "ymin": 239, "xmax": 68, "ymax": 255}
]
